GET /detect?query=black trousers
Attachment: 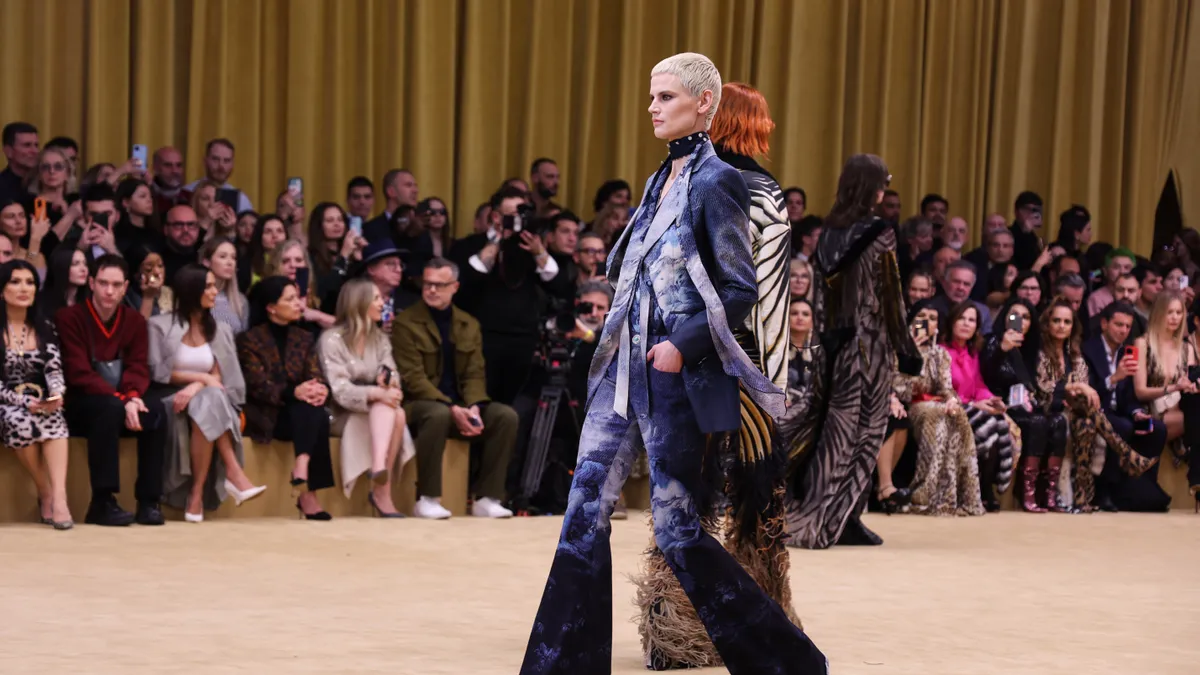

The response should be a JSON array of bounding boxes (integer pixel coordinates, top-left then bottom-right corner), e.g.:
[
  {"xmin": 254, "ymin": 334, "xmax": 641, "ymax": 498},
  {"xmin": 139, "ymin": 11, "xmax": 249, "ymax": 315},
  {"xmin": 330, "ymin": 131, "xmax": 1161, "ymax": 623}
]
[
  {"xmin": 1100, "ymin": 410, "xmax": 1171, "ymax": 511},
  {"xmin": 1009, "ymin": 408, "xmax": 1067, "ymax": 458},
  {"xmin": 482, "ymin": 331, "xmax": 538, "ymax": 405},
  {"xmin": 273, "ymin": 400, "xmax": 335, "ymax": 492},
  {"xmin": 65, "ymin": 393, "xmax": 166, "ymax": 503}
]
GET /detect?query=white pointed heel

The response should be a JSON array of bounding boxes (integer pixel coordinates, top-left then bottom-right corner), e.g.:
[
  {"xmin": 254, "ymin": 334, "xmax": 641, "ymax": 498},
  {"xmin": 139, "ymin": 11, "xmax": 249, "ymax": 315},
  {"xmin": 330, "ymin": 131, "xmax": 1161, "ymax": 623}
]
[
  {"xmin": 184, "ymin": 511, "xmax": 204, "ymax": 523},
  {"xmin": 224, "ymin": 479, "xmax": 267, "ymax": 506}
]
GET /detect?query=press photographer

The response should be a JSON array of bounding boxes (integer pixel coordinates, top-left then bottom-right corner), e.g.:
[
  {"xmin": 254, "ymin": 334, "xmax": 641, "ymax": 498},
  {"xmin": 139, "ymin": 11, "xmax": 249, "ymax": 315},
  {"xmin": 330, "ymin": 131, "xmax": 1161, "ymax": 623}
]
[
  {"xmin": 456, "ymin": 185, "xmax": 559, "ymax": 405},
  {"xmin": 509, "ymin": 281, "xmax": 612, "ymax": 514}
]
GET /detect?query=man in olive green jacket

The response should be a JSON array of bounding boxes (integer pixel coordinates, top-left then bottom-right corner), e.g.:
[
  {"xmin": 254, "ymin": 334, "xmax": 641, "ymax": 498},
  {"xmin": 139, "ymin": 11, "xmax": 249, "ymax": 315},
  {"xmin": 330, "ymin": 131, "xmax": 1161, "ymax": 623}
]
[{"xmin": 392, "ymin": 257, "xmax": 518, "ymax": 519}]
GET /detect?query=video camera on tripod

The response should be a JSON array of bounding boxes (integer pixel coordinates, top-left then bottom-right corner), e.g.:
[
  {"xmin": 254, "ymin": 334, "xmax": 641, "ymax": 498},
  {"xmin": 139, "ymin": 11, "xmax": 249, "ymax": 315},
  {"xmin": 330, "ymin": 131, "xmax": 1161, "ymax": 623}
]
[{"xmin": 514, "ymin": 301, "xmax": 597, "ymax": 515}]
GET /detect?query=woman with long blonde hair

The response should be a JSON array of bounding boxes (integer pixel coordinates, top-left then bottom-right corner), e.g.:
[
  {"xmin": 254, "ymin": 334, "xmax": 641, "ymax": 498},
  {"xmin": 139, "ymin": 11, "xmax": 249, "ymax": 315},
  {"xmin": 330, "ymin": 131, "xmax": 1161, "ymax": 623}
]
[
  {"xmin": 263, "ymin": 239, "xmax": 335, "ymax": 328},
  {"xmin": 317, "ymin": 278, "xmax": 410, "ymax": 517},
  {"xmin": 1133, "ymin": 289, "xmax": 1200, "ymax": 508}
]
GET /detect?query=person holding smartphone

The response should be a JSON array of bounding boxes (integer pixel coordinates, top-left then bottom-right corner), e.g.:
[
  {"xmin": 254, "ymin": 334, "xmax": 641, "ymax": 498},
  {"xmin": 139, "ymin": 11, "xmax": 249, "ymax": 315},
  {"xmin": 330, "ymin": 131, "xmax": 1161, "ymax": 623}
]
[
  {"xmin": 895, "ymin": 299, "xmax": 985, "ymax": 517},
  {"xmin": 263, "ymin": 239, "xmax": 335, "ymax": 331},
  {"xmin": 1081, "ymin": 302, "xmax": 1171, "ymax": 511}
]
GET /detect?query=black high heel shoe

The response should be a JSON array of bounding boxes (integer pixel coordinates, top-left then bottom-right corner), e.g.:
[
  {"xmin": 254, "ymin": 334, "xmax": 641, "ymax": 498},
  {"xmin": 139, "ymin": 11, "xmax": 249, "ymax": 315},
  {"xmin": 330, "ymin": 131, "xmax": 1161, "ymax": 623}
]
[
  {"xmin": 295, "ymin": 498, "xmax": 332, "ymax": 521},
  {"xmin": 290, "ymin": 473, "xmax": 307, "ymax": 498},
  {"xmin": 878, "ymin": 487, "xmax": 912, "ymax": 515},
  {"xmin": 368, "ymin": 491, "xmax": 405, "ymax": 518},
  {"xmin": 1192, "ymin": 486, "xmax": 1199, "ymax": 514}
]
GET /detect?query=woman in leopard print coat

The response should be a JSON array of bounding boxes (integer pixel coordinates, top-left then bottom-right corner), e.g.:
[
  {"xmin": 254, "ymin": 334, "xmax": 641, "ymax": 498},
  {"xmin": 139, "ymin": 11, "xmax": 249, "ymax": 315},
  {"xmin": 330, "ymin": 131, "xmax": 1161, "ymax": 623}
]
[{"xmin": 899, "ymin": 299, "xmax": 984, "ymax": 516}]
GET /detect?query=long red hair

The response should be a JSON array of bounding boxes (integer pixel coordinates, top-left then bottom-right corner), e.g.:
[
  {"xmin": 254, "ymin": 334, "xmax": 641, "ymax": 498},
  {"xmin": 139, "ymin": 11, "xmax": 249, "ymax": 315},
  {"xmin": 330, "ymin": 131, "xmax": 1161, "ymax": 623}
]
[{"xmin": 709, "ymin": 82, "xmax": 774, "ymax": 157}]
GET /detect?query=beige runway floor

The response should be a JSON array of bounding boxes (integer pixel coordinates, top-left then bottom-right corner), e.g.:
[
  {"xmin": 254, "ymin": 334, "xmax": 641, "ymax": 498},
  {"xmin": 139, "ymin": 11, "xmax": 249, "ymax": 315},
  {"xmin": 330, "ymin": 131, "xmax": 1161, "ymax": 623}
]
[{"xmin": 1, "ymin": 511, "xmax": 1197, "ymax": 674}]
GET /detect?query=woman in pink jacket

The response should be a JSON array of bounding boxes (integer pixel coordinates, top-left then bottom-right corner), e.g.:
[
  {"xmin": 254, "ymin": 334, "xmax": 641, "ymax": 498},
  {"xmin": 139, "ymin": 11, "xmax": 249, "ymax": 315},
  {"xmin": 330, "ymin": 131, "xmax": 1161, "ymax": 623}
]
[{"xmin": 943, "ymin": 301, "xmax": 1019, "ymax": 511}]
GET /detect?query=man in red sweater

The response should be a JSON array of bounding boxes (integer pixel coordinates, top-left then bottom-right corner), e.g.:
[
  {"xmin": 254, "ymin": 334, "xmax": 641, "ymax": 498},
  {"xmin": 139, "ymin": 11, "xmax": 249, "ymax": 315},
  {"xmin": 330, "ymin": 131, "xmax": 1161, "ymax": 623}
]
[{"xmin": 57, "ymin": 255, "xmax": 168, "ymax": 526}]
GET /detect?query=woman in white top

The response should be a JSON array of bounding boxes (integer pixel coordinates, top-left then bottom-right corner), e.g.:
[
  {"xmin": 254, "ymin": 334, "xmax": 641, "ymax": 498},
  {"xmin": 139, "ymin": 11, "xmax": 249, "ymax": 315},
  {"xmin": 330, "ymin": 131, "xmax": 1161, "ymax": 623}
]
[
  {"xmin": 201, "ymin": 237, "xmax": 249, "ymax": 333},
  {"xmin": 319, "ymin": 278, "xmax": 411, "ymax": 517},
  {"xmin": 148, "ymin": 264, "xmax": 265, "ymax": 521}
]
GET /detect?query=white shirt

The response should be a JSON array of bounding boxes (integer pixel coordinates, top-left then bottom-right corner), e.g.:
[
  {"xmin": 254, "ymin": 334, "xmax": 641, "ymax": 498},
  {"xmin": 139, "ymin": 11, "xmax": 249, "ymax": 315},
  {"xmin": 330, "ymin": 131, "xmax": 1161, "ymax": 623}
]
[
  {"xmin": 468, "ymin": 249, "xmax": 559, "ymax": 282},
  {"xmin": 1101, "ymin": 338, "xmax": 1121, "ymax": 409}
]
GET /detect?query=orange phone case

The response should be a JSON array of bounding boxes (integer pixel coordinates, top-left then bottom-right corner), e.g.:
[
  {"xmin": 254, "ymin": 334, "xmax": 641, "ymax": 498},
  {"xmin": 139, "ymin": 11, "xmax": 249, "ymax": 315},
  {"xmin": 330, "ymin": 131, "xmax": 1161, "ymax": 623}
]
[{"xmin": 33, "ymin": 197, "xmax": 46, "ymax": 221}]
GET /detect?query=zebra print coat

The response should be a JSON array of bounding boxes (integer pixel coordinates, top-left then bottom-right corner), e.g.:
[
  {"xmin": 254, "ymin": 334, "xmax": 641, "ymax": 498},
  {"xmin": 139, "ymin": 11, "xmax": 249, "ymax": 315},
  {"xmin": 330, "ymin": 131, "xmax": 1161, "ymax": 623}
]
[{"xmin": 788, "ymin": 217, "xmax": 923, "ymax": 549}]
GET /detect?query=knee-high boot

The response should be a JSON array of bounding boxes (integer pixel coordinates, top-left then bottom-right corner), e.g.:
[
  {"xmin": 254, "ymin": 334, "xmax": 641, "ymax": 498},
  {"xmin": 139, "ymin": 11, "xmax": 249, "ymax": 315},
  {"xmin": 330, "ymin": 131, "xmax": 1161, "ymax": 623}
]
[
  {"xmin": 1019, "ymin": 455, "xmax": 1046, "ymax": 513},
  {"xmin": 1043, "ymin": 456, "xmax": 1069, "ymax": 513}
]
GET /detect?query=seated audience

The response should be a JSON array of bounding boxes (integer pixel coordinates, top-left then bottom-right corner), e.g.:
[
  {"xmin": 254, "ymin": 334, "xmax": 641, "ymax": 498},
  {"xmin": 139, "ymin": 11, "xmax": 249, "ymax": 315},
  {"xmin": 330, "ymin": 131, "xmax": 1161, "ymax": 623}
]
[
  {"xmin": 237, "ymin": 276, "xmax": 333, "ymax": 520},
  {"xmin": 40, "ymin": 247, "xmax": 89, "ymax": 315},
  {"xmin": 264, "ymin": 238, "xmax": 336, "ymax": 330},
  {"xmin": 58, "ymin": 254, "xmax": 167, "ymax": 526},
  {"xmin": 200, "ymin": 237, "xmax": 249, "ymax": 334},
  {"xmin": 307, "ymin": 202, "xmax": 363, "ymax": 303},
  {"xmin": 983, "ymin": 262, "xmax": 1017, "ymax": 315},
  {"xmin": 243, "ymin": 213, "xmax": 288, "ymax": 291},
  {"xmin": 1034, "ymin": 297, "xmax": 1151, "ymax": 512},
  {"xmin": 982, "ymin": 297, "xmax": 1054, "ymax": 512},
  {"xmin": 1088, "ymin": 273, "xmax": 1144, "ymax": 340},
  {"xmin": 0, "ymin": 234, "xmax": 12, "ymax": 263},
  {"xmin": 1133, "ymin": 290, "xmax": 1200, "ymax": 505},
  {"xmin": 161, "ymin": 205, "xmax": 203, "ymax": 286},
  {"xmin": 943, "ymin": 302, "xmax": 1016, "ymax": 512},
  {"xmin": 905, "ymin": 269, "xmax": 935, "ymax": 308},
  {"xmin": 932, "ymin": 260, "xmax": 992, "ymax": 334},
  {"xmin": 148, "ymin": 264, "xmax": 265, "ymax": 522},
  {"xmin": 319, "ymin": 278, "xmax": 411, "ymax": 517},
  {"xmin": 896, "ymin": 299, "xmax": 983, "ymax": 516},
  {"xmin": 1010, "ymin": 270, "xmax": 1044, "ymax": 311},
  {"xmin": 0, "ymin": 199, "xmax": 50, "ymax": 273},
  {"xmin": 126, "ymin": 252, "xmax": 173, "ymax": 318},
  {"xmin": 1086, "ymin": 247, "xmax": 1136, "ymax": 318},
  {"xmin": 789, "ymin": 257, "xmax": 812, "ymax": 301},
  {"xmin": 416, "ymin": 197, "xmax": 452, "ymax": 259},
  {"xmin": 393, "ymin": 258, "xmax": 517, "ymax": 519},
  {"xmin": 1081, "ymin": 302, "xmax": 1170, "ymax": 512},
  {"xmin": 25, "ymin": 146, "xmax": 79, "ymax": 236},
  {"xmin": 114, "ymin": 178, "xmax": 161, "ymax": 269},
  {"xmin": 1, "ymin": 260, "xmax": 72, "ymax": 529}
]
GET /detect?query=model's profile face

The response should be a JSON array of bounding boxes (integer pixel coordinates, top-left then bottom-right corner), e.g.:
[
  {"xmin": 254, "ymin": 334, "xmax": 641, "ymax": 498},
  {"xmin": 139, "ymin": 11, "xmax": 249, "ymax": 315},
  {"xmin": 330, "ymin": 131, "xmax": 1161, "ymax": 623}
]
[{"xmin": 648, "ymin": 73, "xmax": 709, "ymax": 141}]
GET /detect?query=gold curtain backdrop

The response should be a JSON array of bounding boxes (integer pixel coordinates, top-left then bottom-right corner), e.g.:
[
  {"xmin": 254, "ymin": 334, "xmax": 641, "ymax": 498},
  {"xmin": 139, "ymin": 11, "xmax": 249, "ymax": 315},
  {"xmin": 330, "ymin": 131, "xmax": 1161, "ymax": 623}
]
[{"xmin": 0, "ymin": 0, "xmax": 1193, "ymax": 252}]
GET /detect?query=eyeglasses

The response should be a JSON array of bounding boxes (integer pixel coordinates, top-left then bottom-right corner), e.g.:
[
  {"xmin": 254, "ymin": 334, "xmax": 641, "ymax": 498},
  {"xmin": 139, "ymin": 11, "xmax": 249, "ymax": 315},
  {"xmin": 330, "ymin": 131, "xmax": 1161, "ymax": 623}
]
[
  {"xmin": 579, "ymin": 247, "xmax": 605, "ymax": 256},
  {"xmin": 422, "ymin": 280, "xmax": 455, "ymax": 291},
  {"xmin": 425, "ymin": 209, "xmax": 447, "ymax": 216},
  {"xmin": 41, "ymin": 162, "xmax": 66, "ymax": 173},
  {"xmin": 168, "ymin": 220, "xmax": 200, "ymax": 230}
]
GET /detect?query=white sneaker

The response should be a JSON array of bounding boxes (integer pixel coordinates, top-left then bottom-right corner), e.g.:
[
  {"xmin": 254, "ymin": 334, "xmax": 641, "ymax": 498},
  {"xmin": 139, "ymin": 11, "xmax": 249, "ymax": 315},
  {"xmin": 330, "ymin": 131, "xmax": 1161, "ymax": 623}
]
[
  {"xmin": 471, "ymin": 497, "xmax": 513, "ymax": 519},
  {"xmin": 414, "ymin": 496, "xmax": 452, "ymax": 520}
]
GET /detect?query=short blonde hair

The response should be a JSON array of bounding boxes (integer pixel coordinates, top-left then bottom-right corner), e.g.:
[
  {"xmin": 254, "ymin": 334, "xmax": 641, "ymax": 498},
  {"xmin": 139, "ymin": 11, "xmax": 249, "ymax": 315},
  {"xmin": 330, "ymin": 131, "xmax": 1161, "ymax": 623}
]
[{"xmin": 651, "ymin": 52, "xmax": 723, "ymax": 127}]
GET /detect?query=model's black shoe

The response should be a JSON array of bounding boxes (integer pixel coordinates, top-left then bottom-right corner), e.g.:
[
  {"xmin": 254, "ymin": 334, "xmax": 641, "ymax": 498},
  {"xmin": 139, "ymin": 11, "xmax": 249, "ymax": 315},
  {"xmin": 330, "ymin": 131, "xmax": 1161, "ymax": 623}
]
[
  {"xmin": 135, "ymin": 502, "xmax": 165, "ymax": 525},
  {"xmin": 85, "ymin": 497, "xmax": 135, "ymax": 527},
  {"xmin": 835, "ymin": 515, "xmax": 883, "ymax": 546}
]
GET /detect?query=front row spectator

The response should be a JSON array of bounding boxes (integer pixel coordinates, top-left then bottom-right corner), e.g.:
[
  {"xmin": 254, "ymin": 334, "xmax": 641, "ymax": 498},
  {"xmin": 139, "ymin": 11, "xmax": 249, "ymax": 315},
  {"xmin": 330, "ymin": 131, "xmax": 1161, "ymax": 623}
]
[
  {"xmin": 393, "ymin": 258, "xmax": 516, "ymax": 520},
  {"xmin": 238, "ymin": 276, "xmax": 334, "ymax": 520},
  {"xmin": 319, "ymin": 278, "xmax": 410, "ymax": 518},
  {"xmin": 149, "ymin": 264, "xmax": 266, "ymax": 522},
  {"xmin": 1081, "ymin": 302, "xmax": 1170, "ymax": 511},
  {"xmin": 58, "ymin": 255, "xmax": 167, "ymax": 526},
  {"xmin": 933, "ymin": 260, "xmax": 992, "ymax": 334},
  {"xmin": 982, "ymin": 297, "xmax": 1055, "ymax": 512},
  {"xmin": 896, "ymin": 300, "xmax": 983, "ymax": 516},
  {"xmin": 944, "ymin": 302, "xmax": 1016, "ymax": 512},
  {"xmin": 2, "ymin": 260, "xmax": 72, "ymax": 529}
]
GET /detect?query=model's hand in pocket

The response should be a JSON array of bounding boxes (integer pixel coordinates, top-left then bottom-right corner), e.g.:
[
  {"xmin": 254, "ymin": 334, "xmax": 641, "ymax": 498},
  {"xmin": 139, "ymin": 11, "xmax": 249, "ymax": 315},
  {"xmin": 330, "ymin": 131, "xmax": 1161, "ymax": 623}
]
[{"xmin": 647, "ymin": 341, "xmax": 683, "ymax": 373}]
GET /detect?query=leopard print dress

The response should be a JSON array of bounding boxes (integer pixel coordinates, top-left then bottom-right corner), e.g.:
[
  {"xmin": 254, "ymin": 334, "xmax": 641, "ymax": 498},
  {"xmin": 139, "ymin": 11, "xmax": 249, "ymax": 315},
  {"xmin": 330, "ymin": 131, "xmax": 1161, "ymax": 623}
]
[
  {"xmin": 0, "ymin": 343, "xmax": 69, "ymax": 448},
  {"xmin": 1034, "ymin": 347, "xmax": 1150, "ymax": 510},
  {"xmin": 896, "ymin": 344, "xmax": 984, "ymax": 516}
]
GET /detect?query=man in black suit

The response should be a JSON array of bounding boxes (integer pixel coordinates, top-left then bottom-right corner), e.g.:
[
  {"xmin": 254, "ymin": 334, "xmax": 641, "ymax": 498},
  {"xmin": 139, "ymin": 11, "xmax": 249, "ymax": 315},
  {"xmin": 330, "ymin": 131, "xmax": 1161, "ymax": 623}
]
[
  {"xmin": 1080, "ymin": 302, "xmax": 1170, "ymax": 512},
  {"xmin": 362, "ymin": 168, "xmax": 418, "ymax": 243}
]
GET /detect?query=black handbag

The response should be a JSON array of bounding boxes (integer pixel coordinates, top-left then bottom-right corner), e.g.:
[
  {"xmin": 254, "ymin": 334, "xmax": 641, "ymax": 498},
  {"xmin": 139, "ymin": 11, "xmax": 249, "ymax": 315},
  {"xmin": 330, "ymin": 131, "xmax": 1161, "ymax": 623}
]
[{"xmin": 86, "ymin": 316, "xmax": 124, "ymax": 390}]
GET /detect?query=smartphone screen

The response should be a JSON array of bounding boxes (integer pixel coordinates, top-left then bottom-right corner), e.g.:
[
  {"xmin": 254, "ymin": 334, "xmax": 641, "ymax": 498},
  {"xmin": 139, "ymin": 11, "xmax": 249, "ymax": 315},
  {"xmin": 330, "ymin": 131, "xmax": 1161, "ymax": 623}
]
[
  {"xmin": 132, "ymin": 144, "xmax": 148, "ymax": 169},
  {"xmin": 216, "ymin": 188, "xmax": 239, "ymax": 211},
  {"xmin": 294, "ymin": 267, "xmax": 310, "ymax": 297},
  {"xmin": 348, "ymin": 215, "xmax": 363, "ymax": 238},
  {"xmin": 1006, "ymin": 313, "xmax": 1023, "ymax": 334},
  {"xmin": 1181, "ymin": 275, "xmax": 1190, "ymax": 289},
  {"xmin": 287, "ymin": 177, "xmax": 304, "ymax": 207}
]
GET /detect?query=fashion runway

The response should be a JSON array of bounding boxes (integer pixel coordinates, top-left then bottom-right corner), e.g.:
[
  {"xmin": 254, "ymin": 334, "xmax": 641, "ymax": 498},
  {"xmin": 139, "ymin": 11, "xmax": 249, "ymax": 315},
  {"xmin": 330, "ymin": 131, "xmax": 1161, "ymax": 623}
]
[{"xmin": 2, "ymin": 512, "xmax": 1195, "ymax": 674}]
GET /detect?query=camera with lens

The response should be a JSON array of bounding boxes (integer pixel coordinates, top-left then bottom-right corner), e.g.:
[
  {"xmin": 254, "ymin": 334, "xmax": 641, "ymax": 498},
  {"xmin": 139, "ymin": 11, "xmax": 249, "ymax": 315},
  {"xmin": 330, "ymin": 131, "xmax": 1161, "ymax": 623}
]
[
  {"xmin": 502, "ymin": 202, "xmax": 539, "ymax": 234},
  {"xmin": 538, "ymin": 300, "xmax": 596, "ymax": 376}
]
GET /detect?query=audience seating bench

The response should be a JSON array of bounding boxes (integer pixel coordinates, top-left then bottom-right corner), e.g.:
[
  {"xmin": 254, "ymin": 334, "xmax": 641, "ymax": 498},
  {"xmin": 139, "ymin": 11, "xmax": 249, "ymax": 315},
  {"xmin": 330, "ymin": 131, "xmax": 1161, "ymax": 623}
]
[{"xmin": 0, "ymin": 437, "xmax": 653, "ymax": 523}]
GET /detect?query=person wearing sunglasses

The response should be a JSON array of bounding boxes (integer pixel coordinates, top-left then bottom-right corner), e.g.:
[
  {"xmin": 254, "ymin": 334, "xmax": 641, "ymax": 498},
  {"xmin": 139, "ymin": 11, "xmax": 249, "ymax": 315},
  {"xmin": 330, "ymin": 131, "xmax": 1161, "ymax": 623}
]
[{"xmin": 416, "ymin": 197, "xmax": 452, "ymax": 259}]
